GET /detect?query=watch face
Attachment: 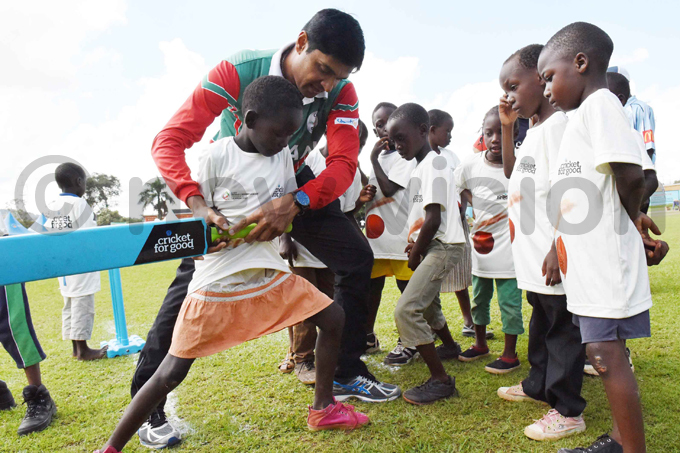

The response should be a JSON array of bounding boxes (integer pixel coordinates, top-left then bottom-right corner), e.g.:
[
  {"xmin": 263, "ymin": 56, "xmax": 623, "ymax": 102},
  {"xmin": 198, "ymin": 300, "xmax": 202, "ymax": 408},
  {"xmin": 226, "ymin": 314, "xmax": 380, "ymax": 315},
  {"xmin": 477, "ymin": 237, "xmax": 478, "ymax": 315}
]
[{"xmin": 296, "ymin": 191, "xmax": 310, "ymax": 207}]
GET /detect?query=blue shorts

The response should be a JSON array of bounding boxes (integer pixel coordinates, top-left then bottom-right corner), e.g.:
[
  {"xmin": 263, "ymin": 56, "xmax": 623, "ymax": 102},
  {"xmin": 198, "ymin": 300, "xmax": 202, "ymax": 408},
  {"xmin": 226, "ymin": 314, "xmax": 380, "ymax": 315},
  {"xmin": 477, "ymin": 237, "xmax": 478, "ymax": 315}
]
[{"xmin": 572, "ymin": 310, "xmax": 651, "ymax": 344}]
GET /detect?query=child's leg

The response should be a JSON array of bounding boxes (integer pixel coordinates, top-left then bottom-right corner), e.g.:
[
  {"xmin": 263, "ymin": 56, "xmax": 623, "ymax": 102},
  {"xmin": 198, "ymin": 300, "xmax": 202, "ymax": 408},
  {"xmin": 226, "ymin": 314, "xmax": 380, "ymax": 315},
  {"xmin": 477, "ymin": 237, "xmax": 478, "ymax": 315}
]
[
  {"xmin": 495, "ymin": 279, "xmax": 523, "ymax": 358},
  {"xmin": 104, "ymin": 355, "xmax": 194, "ymax": 451},
  {"xmin": 62, "ymin": 296, "xmax": 72, "ymax": 343},
  {"xmin": 454, "ymin": 288, "xmax": 474, "ymax": 327},
  {"xmin": 23, "ymin": 364, "xmax": 41, "ymax": 387},
  {"xmin": 470, "ymin": 276, "xmax": 494, "ymax": 350},
  {"xmin": 395, "ymin": 279, "xmax": 409, "ymax": 293},
  {"xmin": 587, "ymin": 340, "xmax": 645, "ymax": 451},
  {"xmin": 71, "ymin": 295, "xmax": 107, "ymax": 360},
  {"xmin": 288, "ymin": 267, "xmax": 319, "ymax": 365},
  {"xmin": 307, "ymin": 302, "xmax": 345, "ymax": 409},
  {"xmin": 366, "ymin": 276, "xmax": 386, "ymax": 334},
  {"xmin": 521, "ymin": 292, "xmax": 549, "ymax": 401}
]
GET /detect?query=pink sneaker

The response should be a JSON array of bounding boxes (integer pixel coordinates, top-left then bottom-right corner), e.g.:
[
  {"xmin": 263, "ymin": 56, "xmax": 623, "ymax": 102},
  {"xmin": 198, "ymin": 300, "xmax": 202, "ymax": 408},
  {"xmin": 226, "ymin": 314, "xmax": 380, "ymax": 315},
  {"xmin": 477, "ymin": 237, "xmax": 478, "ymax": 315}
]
[
  {"xmin": 307, "ymin": 400, "xmax": 370, "ymax": 431},
  {"xmin": 524, "ymin": 409, "xmax": 586, "ymax": 441},
  {"xmin": 497, "ymin": 383, "xmax": 537, "ymax": 402},
  {"xmin": 94, "ymin": 447, "xmax": 120, "ymax": 453}
]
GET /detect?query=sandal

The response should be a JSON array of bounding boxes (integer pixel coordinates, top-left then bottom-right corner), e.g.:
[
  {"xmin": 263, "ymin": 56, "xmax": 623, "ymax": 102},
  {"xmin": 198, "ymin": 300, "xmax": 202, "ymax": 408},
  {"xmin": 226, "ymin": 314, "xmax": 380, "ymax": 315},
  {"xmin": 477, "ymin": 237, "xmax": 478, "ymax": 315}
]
[{"xmin": 278, "ymin": 351, "xmax": 295, "ymax": 373}]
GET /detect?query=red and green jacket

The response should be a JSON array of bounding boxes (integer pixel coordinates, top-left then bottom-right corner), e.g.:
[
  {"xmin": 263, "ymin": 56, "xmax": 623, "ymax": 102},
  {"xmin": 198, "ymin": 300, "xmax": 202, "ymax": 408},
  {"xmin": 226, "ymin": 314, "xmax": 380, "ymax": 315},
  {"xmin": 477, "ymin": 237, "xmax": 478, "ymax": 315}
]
[{"xmin": 151, "ymin": 47, "xmax": 361, "ymax": 210}]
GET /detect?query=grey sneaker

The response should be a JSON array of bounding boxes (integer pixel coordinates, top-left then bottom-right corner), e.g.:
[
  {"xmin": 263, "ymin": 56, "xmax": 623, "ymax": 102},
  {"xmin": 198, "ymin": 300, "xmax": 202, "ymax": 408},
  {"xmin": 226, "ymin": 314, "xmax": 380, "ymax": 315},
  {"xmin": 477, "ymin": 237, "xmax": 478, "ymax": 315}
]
[
  {"xmin": 294, "ymin": 361, "xmax": 316, "ymax": 385},
  {"xmin": 138, "ymin": 409, "xmax": 181, "ymax": 449},
  {"xmin": 384, "ymin": 340, "xmax": 418, "ymax": 366},
  {"xmin": 333, "ymin": 373, "xmax": 402, "ymax": 403},
  {"xmin": 403, "ymin": 377, "xmax": 459, "ymax": 405},
  {"xmin": 17, "ymin": 385, "xmax": 56, "ymax": 435}
]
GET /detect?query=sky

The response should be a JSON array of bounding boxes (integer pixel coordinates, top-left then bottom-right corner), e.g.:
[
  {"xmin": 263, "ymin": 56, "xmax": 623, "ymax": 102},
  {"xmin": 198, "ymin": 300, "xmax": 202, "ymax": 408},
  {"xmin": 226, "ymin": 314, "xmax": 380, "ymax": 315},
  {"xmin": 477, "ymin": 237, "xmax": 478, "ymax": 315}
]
[{"xmin": 2, "ymin": 0, "xmax": 679, "ymax": 217}]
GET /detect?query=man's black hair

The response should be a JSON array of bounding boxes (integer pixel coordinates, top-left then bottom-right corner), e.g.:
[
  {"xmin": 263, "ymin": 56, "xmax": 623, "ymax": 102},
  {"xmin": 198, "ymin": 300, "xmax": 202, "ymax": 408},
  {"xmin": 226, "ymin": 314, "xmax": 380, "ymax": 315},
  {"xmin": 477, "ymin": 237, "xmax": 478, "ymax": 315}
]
[
  {"xmin": 505, "ymin": 44, "xmax": 544, "ymax": 69},
  {"xmin": 359, "ymin": 119, "xmax": 368, "ymax": 146},
  {"xmin": 242, "ymin": 76, "xmax": 303, "ymax": 116},
  {"xmin": 389, "ymin": 103, "xmax": 430, "ymax": 129},
  {"xmin": 483, "ymin": 105, "xmax": 519, "ymax": 135},
  {"xmin": 303, "ymin": 9, "xmax": 365, "ymax": 70},
  {"xmin": 428, "ymin": 109, "xmax": 453, "ymax": 128},
  {"xmin": 372, "ymin": 102, "xmax": 398, "ymax": 115},
  {"xmin": 606, "ymin": 72, "xmax": 631, "ymax": 100},
  {"xmin": 543, "ymin": 22, "xmax": 613, "ymax": 71},
  {"xmin": 55, "ymin": 162, "xmax": 86, "ymax": 189}
]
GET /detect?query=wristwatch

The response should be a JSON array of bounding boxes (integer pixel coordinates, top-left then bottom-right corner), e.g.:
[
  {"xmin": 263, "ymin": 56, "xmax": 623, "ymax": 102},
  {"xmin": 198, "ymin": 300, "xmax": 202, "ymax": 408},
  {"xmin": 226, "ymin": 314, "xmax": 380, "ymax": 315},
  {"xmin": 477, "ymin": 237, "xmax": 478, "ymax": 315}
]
[{"xmin": 292, "ymin": 190, "xmax": 310, "ymax": 215}]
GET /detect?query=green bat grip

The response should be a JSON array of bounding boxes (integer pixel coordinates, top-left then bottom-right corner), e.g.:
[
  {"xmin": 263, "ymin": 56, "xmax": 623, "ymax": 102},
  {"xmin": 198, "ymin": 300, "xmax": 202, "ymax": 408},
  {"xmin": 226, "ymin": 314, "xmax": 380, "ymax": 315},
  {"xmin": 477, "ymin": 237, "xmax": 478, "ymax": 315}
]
[{"xmin": 210, "ymin": 223, "xmax": 292, "ymax": 243}]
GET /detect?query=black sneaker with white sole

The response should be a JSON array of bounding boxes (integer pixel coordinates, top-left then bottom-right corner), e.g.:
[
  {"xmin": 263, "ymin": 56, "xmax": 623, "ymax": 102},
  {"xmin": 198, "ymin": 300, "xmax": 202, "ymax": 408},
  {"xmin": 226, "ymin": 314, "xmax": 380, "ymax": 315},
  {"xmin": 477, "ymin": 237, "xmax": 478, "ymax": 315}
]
[
  {"xmin": 435, "ymin": 342, "xmax": 461, "ymax": 361},
  {"xmin": 17, "ymin": 385, "xmax": 56, "ymax": 435},
  {"xmin": 403, "ymin": 376, "xmax": 459, "ymax": 405},
  {"xmin": 557, "ymin": 433, "xmax": 623, "ymax": 453},
  {"xmin": 384, "ymin": 340, "xmax": 418, "ymax": 366},
  {"xmin": 138, "ymin": 408, "xmax": 181, "ymax": 449},
  {"xmin": 333, "ymin": 373, "xmax": 401, "ymax": 403}
]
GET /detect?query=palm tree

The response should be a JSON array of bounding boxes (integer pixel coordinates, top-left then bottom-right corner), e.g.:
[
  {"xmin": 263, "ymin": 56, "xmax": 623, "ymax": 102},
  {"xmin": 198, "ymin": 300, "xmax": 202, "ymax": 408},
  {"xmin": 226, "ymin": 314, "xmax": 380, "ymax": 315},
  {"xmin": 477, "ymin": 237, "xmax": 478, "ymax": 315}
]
[{"xmin": 139, "ymin": 177, "xmax": 173, "ymax": 220}]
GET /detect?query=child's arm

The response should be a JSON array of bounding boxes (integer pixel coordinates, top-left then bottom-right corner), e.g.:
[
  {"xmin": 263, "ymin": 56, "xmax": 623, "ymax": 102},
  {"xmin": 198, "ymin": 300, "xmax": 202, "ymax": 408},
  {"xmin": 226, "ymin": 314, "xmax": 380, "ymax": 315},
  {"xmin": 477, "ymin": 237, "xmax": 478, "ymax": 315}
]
[
  {"xmin": 643, "ymin": 169, "xmax": 658, "ymax": 202},
  {"xmin": 279, "ymin": 233, "xmax": 298, "ymax": 267},
  {"xmin": 407, "ymin": 204, "xmax": 441, "ymax": 271},
  {"xmin": 542, "ymin": 240, "xmax": 562, "ymax": 286},
  {"xmin": 609, "ymin": 162, "xmax": 645, "ymax": 222},
  {"xmin": 499, "ymin": 94, "xmax": 519, "ymax": 179},
  {"xmin": 370, "ymin": 138, "xmax": 404, "ymax": 197}
]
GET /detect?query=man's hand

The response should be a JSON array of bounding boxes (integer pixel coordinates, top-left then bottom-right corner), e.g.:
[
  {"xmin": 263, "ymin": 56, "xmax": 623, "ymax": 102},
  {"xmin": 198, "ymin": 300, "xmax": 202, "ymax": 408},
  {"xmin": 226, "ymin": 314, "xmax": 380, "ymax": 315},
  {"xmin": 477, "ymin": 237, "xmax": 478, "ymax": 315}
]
[
  {"xmin": 359, "ymin": 184, "xmax": 377, "ymax": 204},
  {"xmin": 499, "ymin": 94, "xmax": 519, "ymax": 127},
  {"xmin": 279, "ymin": 233, "xmax": 298, "ymax": 267},
  {"xmin": 186, "ymin": 195, "xmax": 230, "ymax": 258},
  {"xmin": 229, "ymin": 193, "xmax": 300, "ymax": 243},
  {"xmin": 542, "ymin": 242, "xmax": 562, "ymax": 286},
  {"xmin": 405, "ymin": 243, "xmax": 421, "ymax": 271},
  {"xmin": 371, "ymin": 137, "xmax": 390, "ymax": 162}
]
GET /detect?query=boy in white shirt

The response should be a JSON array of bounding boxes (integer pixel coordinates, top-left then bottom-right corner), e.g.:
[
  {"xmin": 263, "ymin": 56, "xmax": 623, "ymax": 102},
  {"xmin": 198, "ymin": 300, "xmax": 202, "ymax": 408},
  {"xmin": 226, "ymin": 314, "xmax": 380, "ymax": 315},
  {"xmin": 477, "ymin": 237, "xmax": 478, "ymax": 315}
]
[
  {"xmin": 46, "ymin": 163, "xmax": 106, "ymax": 361},
  {"xmin": 538, "ymin": 22, "xmax": 660, "ymax": 453},
  {"xmin": 387, "ymin": 103, "xmax": 465, "ymax": 405},
  {"xmin": 497, "ymin": 44, "xmax": 586, "ymax": 442}
]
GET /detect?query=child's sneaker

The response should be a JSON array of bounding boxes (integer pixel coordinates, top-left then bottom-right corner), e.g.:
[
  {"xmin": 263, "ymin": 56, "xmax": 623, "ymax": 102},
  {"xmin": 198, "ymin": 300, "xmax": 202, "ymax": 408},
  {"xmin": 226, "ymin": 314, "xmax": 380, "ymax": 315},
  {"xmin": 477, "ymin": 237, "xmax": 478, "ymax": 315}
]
[
  {"xmin": 94, "ymin": 447, "xmax": 121, "ymax": 453},
  {"xmin": 497, "ymin": 383, "xmax": 537, "ymax": 402},
  {"xmin": 462, "ymin": 325, "xmax": 495, "ymax": 339},
  {"xmin": 402, "ymin": 376, "xmax": 459, "ymax": 405},
  {"xmin": 485, "ymin": 356, "xmax": 521, "ymax": 374},
  {"xmin": 17, "ymin": 385, "xmax": 56, "ymax": 435},
  {"xmin": 0, "ymin": 380, "xmax": 15, "ymax": 410},
  {"xmin": 435, "ymin": 342, "xmax": 461, "ymax": 361},
  {"xmin": 365, "ymin": 332, "xmax": 381, "ymax": 354},
  {"xmin": 294, "ymin": 361, "xmax": 316, "ymax": 385},
  {"xmin": 524, "ymin": 409, "xmax": 586, "ymax": 441},
  {"xmin": 557, "ymin": 433, "xmax": 622, "ymax": 452},
  {"xmin": 458, "ymin": 345, "xmax": 490, "ymax": 362},
  {"xmin": 138, "ymin": 409, "xmax": 182, "ymax": 449},
  {"xmin": 307, "ymin": 400, "xmax": 369, "ymax": 431},
  {"xmin": 384, "ymin": 340, "xmax": 418, "ymax": 366},
  {"xmin": 333, "ymin": 373, "xmax": 402, "ymax": 402}
]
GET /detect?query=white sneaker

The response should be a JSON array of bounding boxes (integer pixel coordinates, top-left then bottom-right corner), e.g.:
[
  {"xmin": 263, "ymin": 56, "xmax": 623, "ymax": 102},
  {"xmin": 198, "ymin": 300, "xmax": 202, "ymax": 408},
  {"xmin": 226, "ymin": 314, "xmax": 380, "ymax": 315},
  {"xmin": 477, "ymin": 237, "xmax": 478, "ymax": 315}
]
[
  {"xmin": 524, "ymin": 409, "xmax": 586, "ymax": 441},
  {"xmin": 138, "ymin": 411, "xmax": 181, "ymax": 449},
  {"xmin": 497, "ymin": 383, "xmax": 537, "ymax": 403}
]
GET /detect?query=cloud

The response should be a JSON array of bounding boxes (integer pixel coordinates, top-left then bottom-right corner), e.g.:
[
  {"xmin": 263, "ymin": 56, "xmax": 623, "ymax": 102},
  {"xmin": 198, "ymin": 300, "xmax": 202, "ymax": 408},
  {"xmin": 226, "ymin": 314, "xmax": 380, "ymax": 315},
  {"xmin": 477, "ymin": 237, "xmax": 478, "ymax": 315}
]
[{"xmin": 611, "ymin": 47, "xmax": 649, "ymax": 67}]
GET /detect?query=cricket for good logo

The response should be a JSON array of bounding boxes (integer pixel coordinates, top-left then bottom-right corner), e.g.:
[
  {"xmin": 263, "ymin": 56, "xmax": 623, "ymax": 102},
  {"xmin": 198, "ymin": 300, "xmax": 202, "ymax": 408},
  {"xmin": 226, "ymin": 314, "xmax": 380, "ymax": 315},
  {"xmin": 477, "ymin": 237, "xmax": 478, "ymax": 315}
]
[{"xmin": 154, "ymin": 229, "xmax": 195, "ymax": 254}]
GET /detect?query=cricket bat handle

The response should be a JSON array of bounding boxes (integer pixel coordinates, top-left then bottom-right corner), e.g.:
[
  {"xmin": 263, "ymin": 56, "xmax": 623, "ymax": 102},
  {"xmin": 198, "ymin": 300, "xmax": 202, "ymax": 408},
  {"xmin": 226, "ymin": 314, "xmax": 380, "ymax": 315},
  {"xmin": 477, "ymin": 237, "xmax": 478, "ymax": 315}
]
[{"xmin": 210, "ymin": 223, "xmax": 293, "ymax": 243}]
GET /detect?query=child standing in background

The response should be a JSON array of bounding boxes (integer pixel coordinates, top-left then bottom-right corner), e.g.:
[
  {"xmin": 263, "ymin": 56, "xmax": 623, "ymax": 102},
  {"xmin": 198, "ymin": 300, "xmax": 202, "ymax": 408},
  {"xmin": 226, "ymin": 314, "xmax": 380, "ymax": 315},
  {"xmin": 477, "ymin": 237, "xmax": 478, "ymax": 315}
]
[
  {"xmin": 456, "ymin": 106, "xmax": 524, "ymax": 374},
  {"xmin": 46, "ymin": 163, "xmax": 107, "ymax": 361}
]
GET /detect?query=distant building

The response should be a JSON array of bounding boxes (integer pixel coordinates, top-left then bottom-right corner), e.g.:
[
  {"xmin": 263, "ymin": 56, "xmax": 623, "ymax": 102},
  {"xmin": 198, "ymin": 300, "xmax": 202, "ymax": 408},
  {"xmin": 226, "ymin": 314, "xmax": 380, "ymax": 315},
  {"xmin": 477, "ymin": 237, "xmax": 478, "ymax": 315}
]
[{"xmin": 651, "ymin": 183, "xmax": 680, "ymax": 209}]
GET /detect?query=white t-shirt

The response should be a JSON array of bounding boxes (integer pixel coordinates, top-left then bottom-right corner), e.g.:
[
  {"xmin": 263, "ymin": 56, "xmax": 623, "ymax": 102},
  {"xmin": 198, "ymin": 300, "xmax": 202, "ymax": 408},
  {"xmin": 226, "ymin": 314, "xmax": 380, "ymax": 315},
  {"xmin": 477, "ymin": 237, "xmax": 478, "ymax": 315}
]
[
  {"xmin": 365, "ymin": 150, "xmax": 416, "ymax": 259},
  {"xmin": 190, "ymin": 137, "xmax": 298, "ymax": 293},
  {"xmin": 456, "ymin": 152, "xmax": 514, "ymax": 278},
  {"xmin": 292, "ymin": 149, "xmax": 361, "ymax": 268},
  {"xmin": 45, "ymin": 195, "xmax": 101, "ymax": 297},
  {"xmin": 550, "ymin": 89, "xmax": 652, "ymax": 318},
  {"xmin": 407, "ymin": 151, "xmax": 466, "ymax": 245},
  {"xmin": 508, "ymin": 112, "xmax": 568, "ymax": 295}
]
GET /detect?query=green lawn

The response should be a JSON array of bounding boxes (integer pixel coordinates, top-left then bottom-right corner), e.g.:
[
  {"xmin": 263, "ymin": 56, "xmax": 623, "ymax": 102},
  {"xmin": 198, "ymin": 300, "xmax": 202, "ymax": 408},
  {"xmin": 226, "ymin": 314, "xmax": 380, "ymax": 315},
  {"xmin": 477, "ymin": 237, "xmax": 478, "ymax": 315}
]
[{"xmin": 1, "ymin": 213, "xmax": 678, "ymax": 452}]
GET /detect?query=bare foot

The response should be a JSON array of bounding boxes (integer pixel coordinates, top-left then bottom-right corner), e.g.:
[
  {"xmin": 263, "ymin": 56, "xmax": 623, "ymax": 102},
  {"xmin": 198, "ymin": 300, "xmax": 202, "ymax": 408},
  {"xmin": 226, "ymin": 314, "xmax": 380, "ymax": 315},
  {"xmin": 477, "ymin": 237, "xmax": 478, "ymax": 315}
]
[{"xmin": 76, "ymin": 345, "xmax": 108, "ymax": 361}]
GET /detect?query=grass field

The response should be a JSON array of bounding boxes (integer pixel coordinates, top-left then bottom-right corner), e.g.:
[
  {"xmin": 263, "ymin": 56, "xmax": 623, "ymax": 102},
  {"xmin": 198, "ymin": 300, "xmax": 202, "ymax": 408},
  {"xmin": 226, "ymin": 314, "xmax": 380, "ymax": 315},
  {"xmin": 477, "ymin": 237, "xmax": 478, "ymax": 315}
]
[{"xmin": 1, "ymin": 213, "xmax": 678, "ymax": 452}]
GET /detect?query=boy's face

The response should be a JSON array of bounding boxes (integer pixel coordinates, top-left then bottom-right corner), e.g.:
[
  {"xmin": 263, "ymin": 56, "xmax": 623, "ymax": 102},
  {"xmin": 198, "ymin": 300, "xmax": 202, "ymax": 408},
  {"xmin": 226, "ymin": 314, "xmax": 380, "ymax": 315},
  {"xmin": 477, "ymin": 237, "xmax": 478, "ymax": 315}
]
[
  {"xmin": 372, "ymin": 106, "xmax": 396, "ymax": 140},
  {"xmin": 429, "ymin": 117, "xmax": 453, "ymax": 148},
  {"xmin": 537, "ymin": 50, "xmax": 586, "ymax": 112},
  {"xmin": 290, "ymin": 32, "xmax": 354, "ymax": 98},
  {"xmin": 249, "ymin": 107, "xmax": 303, "ymax": 157},
  {"xmin": 482, "ymin": 113, "xmax": 502, "ymax": 158},
  {"xmin": 499, "ymin": 59, "xmax": 544, "ymax": 119},
  {"xmin": 387, "ymin": 117, "xmax": 427, "ymax": 161}
]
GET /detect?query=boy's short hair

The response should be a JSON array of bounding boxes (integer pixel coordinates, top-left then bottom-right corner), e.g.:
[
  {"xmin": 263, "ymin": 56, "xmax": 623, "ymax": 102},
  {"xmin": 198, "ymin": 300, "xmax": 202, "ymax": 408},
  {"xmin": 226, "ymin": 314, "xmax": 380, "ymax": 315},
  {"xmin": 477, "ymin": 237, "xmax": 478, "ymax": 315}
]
[
  {"xmin": 505, "ymin": 44, "xmax": 544, "ymax": 69},
  {"xmin": 389, "ymin": 103, "xmax": 430, "ymax": 129},
  {"xmin": 372, "ymin": 102, "xmax": 398, "ymax": 115},
  {"xmin": 303, "ymin": 9, "xmax": 365, "ymax": 70},
  {"xmin": 606, "ymin": 72, "xmax": 630, "ymax": 100},
  {"xmin": 55, "ymin": 162, "xmax": 86, "ymax": 189},
  {"xmin": 358, "ymin": 119, "xmax": 368, "ymax": 145},
  {"xmin": 242, "ymin": 76, "xmax": 303, "ymax": 117},
  {"xmin": 428, "ymin": 109, "xmax": 453, "ymax": 128},
  {"xmin": 543, "ymin": 22, "xmax": 613, "ymax": 71}
]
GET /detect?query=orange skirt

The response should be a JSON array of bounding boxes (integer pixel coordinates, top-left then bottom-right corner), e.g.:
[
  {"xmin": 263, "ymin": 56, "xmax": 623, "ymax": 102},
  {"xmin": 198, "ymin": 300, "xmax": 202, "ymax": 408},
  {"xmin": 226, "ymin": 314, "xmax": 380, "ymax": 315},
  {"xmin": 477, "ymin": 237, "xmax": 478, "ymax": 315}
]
[{"xmin": 170, "ymin": 271, "xmax": 333, "ymax": 359}]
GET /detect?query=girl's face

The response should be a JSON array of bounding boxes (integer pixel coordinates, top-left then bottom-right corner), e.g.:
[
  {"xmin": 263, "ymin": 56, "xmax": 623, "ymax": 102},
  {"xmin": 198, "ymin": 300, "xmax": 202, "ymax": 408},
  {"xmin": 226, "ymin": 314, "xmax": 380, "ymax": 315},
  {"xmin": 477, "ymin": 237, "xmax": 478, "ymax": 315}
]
[
  {"xmin": 482, "ymin": 112, "xmax": 503, "ymax": 159},
  {"xmin": 499, "ymin": 58, "xmax": 545, "ymax": 119}
]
